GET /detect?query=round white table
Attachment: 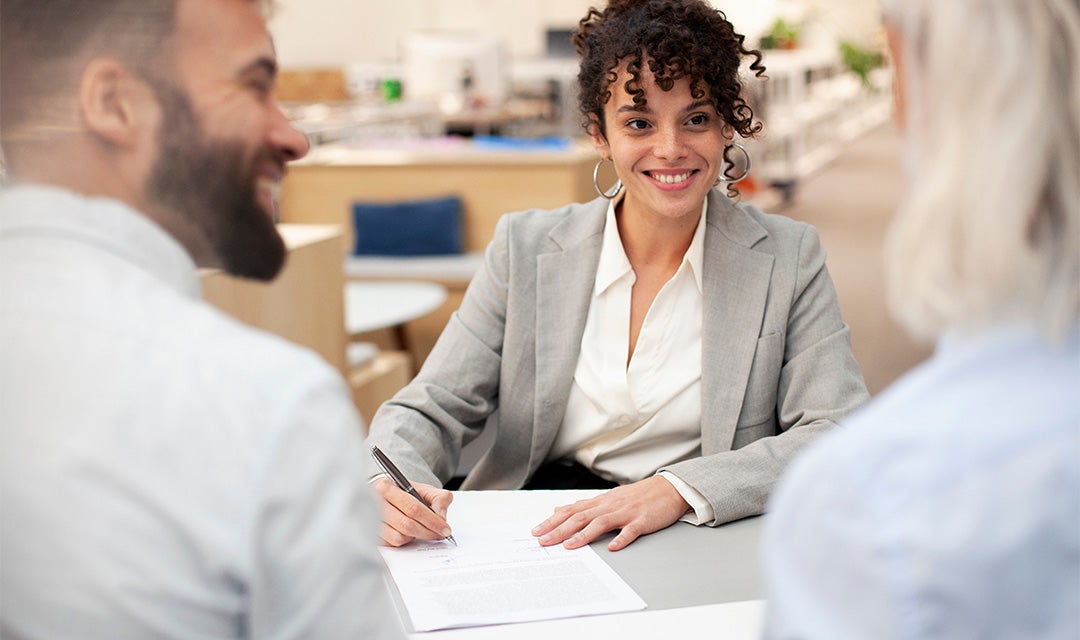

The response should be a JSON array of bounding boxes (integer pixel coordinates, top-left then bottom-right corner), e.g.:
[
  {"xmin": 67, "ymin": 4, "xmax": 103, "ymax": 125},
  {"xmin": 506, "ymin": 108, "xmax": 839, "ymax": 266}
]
[{"xmin": 344, "ymin": 280, "xmax": 448, "ymax": 349}]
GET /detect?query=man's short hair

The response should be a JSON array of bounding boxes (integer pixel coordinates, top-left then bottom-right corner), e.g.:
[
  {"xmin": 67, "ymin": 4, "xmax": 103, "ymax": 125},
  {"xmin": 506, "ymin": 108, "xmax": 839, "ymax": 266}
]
[{"xmin": 0, "ymin": 1, "xmax": 178, "ymax": 142}]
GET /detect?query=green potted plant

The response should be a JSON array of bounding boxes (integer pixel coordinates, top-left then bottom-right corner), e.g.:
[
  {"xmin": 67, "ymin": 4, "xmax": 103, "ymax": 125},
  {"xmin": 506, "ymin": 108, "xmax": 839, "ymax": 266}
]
[
  {"xmin": 760, "ymin": 18, "xmax": 801, "ymax": 50},
  {"xmin": 840, "ymin": 41, "xmax": 886, "ymax": 89}
]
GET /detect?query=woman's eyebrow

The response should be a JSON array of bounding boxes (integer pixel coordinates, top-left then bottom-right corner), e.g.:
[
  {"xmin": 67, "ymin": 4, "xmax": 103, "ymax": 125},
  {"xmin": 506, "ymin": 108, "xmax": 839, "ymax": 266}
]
[{"xmin": 683, "ymin": 99, "xmax": 713, "ymax": 112}]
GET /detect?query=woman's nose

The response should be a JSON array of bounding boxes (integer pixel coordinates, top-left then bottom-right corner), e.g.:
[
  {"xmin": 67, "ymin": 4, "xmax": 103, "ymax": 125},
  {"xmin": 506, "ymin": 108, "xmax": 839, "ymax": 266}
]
[{"xmin": 653, "ymin": 127, "xmax": 688, "ymax": 160}]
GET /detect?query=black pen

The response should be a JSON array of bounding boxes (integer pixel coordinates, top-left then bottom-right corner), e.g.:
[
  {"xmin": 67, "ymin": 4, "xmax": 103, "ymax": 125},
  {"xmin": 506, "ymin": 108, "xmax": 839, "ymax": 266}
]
[{"xmin": 370, "ymin": 445, "xmax": 457, "ymax": 546}]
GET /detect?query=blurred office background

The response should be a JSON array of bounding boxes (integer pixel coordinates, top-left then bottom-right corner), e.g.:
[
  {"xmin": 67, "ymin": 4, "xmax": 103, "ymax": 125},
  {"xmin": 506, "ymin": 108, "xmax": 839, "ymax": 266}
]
[{"xmin": 250, "ymin": 0, "xmax": 930, "ymax": 425}]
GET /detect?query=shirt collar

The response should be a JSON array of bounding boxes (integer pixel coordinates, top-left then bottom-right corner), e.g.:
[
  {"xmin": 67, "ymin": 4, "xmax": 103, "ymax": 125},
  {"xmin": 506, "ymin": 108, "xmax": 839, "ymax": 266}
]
[
  {"xmin": 684, "ymin": 200, "xmax": 707, "ymax": 293},
  {"xmin": 594, "ymin": 195, "xmax": 708, "ymax": 296},
  {"xmin": 0, "ymin": 184, "xmax": 202, "ymax": 299}
]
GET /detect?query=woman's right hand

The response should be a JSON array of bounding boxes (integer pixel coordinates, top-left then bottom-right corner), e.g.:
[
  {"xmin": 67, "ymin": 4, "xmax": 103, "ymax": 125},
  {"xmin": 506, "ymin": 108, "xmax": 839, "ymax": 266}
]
[{"xmin": 371, "ymin": 476, "xmax": 454, "ymax": 547}]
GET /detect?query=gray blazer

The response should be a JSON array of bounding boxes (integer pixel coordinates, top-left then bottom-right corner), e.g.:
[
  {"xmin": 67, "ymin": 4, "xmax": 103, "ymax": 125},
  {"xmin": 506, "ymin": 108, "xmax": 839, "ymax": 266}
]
[{"xmin": 368, "ymin": 189, "xmax": 869, "ymax": 525}]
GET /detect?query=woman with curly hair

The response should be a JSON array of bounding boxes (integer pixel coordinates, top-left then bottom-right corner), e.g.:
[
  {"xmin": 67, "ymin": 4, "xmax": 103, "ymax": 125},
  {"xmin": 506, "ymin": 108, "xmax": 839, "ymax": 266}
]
[{"xmin": 368, "ymin": 0, "xmax": 868, "ymax": 551}]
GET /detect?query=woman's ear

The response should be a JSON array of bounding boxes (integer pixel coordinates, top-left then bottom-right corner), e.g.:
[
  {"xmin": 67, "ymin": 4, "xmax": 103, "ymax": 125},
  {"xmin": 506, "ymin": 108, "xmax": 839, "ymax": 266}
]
[
  {"xmin": 587, "ymin": 114, "xmax": 610, "ymax": 158},
  {"xmin": 78, "ymin": 58, "xmax": 156, "ymax": 149}
]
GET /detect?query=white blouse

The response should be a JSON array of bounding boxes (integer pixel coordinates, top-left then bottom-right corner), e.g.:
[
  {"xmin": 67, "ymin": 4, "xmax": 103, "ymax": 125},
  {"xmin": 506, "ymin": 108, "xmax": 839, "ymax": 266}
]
[{"xmin": 551, "ymin": 196, "xmax": 715, "ymax": 524}]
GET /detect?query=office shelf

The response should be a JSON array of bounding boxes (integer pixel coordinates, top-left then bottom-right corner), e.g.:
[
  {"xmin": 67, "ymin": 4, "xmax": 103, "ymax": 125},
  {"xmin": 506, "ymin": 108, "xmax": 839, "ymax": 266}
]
[{"xmin": 746, "ymin": 49, "xmax": 892, "ymax": 198}]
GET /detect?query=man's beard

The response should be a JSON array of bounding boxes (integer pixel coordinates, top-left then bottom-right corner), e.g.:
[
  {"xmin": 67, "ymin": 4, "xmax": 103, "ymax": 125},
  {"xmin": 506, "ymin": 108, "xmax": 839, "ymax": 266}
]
[{"xmin": 145, "ymin": 81, "xmax": 286, "ymax": 281}]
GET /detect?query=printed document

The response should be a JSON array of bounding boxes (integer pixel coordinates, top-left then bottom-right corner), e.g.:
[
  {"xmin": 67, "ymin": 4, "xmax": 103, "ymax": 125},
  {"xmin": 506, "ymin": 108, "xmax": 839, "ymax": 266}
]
[{"xmin": 379, "ymin": 491, "xmax": 647, "ymax": 631}]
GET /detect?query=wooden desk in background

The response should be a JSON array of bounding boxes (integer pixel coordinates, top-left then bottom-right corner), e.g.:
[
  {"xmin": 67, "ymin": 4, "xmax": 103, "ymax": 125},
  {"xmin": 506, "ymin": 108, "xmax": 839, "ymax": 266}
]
[
  {"xmin": 278, "ymin": 140, "xmax": 612, "ymax": 372},
  {"xmin": 278, "ymin": 140, "xmax": 609, "ymax": 254}
]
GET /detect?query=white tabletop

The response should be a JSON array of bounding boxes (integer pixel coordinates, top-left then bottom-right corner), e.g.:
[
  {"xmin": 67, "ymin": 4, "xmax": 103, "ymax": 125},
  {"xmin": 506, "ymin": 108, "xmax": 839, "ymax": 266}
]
[
  {"xmin": 411, "ymin": 601, "xmax": 764, "ymax": 640},
  {"xmin": 386, "ymin": 490, "xmax": 765, "ymax": 639},
  {"xmin": 344, "ymin": 253, "xmax": 483, "ymax": 283},
  {"xmin": 344, "ymin": 280, "xmax": 448, "ymax": 336}
]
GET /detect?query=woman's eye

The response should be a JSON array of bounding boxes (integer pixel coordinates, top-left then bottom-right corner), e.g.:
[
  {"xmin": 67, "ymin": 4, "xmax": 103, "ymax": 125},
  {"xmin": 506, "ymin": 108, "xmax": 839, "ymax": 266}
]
[
  {"xmin": 687, "ymin": 114, "xmax": 709, "ymax": 126},
  {"xmin": 627, "ymin": 119, "xmax": 649, "ymax": 130}
]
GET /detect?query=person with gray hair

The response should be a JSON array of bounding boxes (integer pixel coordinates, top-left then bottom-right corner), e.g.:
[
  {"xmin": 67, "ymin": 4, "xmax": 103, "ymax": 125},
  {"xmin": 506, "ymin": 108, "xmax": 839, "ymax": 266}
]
[
  {"xmin": 763, "ymin": 0, "xmax": 1079, "ymax": 637},
  {"xmin": 0, "ymin": 1, "xmax": 401, "ymax": 638}
]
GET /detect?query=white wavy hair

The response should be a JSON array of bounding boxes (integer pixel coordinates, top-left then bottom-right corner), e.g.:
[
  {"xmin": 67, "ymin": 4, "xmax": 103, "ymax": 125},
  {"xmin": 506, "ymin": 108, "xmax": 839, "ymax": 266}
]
[{"xmin": 881, "ymin": 0, "xmax": 1080, "ymax": 342}]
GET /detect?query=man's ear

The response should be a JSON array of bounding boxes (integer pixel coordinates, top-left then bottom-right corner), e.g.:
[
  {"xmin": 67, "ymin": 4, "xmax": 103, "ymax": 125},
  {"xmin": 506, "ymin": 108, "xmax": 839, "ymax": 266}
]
[{"xmin": 78, "ymin": 58, "xmax": 155, "ymax": 149}]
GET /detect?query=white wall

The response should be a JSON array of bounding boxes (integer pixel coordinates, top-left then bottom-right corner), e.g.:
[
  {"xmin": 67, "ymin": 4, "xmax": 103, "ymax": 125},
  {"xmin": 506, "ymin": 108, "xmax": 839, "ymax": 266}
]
[
  {"xmin": 268, "ymin": 0, "xmax": 878, "ymax": 69},
  {"xmin": 268, "ymin": 0, "xmax": 596, "ymax": 67}
]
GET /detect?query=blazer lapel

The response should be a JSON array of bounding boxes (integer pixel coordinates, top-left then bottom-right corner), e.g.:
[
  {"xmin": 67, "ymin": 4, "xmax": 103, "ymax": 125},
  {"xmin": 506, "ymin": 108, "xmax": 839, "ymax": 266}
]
[
  {"xmin": 701, "ymin": 190, "xmax": 774, "ymax": 454},
  {"xmin": 529, "ymin": 200, "xmax": 606, "ymax": 472}
]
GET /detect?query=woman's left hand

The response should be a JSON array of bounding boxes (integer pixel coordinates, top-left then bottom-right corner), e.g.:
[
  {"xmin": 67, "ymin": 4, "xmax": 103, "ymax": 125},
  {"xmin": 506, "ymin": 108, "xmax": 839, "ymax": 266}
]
[{"xmin": 530, "ymin": 475, "xmax": 692, "ymax": 551}]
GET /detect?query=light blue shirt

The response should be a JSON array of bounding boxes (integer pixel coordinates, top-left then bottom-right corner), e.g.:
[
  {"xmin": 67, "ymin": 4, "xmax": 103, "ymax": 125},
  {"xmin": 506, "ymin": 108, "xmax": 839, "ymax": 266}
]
[
  {"xmin": 0, "ymin": 186, "xmax": 402, "ymax": 639},
  {"xmin": 763, "ymin": 325, "xmax": 1080, "ymax": 639}
]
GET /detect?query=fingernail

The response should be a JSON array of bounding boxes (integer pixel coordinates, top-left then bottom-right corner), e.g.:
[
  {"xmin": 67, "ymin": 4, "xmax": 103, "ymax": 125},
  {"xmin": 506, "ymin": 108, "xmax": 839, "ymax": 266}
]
[{"xmin": 441, "ymin": 528, "xmax": 452, "ymax": 537}]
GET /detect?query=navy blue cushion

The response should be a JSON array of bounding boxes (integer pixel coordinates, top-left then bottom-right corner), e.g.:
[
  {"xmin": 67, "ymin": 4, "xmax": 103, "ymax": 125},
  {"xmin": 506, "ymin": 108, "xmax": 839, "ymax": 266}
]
[{"xmin": 351, "ymin": 196, "xmax": 463, "ymax": 256}]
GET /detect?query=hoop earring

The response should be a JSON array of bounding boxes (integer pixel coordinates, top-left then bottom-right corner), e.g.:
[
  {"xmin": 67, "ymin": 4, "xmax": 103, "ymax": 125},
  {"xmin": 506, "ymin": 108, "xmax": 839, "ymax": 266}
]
[
  {"xmin": 593, "ymin": 158, "xmax": 622, "ymax": 200},
  {"xmin": 716, "ymin": 142, "xmax": 751, "ymax": 185}
]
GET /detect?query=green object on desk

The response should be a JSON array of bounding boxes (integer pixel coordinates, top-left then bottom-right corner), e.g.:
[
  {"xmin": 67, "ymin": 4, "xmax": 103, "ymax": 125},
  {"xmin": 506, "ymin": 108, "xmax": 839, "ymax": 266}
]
[{"xmin": 381, "ymin": 78, "xmax": 402, "ymax": 102}]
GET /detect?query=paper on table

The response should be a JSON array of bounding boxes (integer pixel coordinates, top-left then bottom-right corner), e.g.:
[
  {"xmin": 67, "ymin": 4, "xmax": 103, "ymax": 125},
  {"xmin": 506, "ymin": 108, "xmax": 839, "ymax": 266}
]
[{"xmin": 380, "ymin": 517, "xmax": 646, "ymax": 631}]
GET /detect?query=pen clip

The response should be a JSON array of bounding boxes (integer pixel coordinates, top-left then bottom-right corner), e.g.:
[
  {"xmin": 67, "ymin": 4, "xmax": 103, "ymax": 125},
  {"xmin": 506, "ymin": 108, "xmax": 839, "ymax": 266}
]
[{"xmin": 371, "ymin": 446, "xmax": 410, "ymax": 491}]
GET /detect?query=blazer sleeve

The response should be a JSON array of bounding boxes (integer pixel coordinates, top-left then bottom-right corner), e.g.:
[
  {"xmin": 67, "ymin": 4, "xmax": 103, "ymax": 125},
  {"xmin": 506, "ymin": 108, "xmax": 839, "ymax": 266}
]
[
  {"xmin": 364, "ymin": 216, "xmax": 513, "ymax": 487},
  {"xmin": 661, "ymin": 224, "xmax": 870, "ymax": 525}
]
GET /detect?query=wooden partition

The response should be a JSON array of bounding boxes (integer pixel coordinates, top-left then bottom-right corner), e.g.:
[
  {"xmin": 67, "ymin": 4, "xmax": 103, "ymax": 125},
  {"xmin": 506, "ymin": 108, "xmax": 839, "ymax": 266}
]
[
  {"xmin": 277, "ymin": 143, "xmax": 609, "ymax": 370},
  {"xmin": 278, "ymin": 142, "xmax": 607, "ymax": 253}
]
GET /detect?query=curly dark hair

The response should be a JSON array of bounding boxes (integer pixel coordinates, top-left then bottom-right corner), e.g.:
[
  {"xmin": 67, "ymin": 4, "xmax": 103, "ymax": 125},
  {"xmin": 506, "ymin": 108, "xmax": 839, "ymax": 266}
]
[{"xmin": 573, "ymin": 0, "xmax": 766, "ymax": 192}]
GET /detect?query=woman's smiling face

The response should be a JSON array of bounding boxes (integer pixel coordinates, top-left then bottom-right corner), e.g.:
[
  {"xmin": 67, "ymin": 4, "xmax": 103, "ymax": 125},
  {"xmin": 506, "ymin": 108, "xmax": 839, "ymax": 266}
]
[{"xmin": 592, "ymin": 60, "xmax": 729, "ymax": 226}]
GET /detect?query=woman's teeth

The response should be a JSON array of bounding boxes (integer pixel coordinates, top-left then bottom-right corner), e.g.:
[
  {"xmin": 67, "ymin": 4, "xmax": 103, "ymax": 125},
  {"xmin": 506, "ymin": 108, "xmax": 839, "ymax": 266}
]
[{"xmin": 653, "ymin": 172, "xmax": 691, "ymax": 184}]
